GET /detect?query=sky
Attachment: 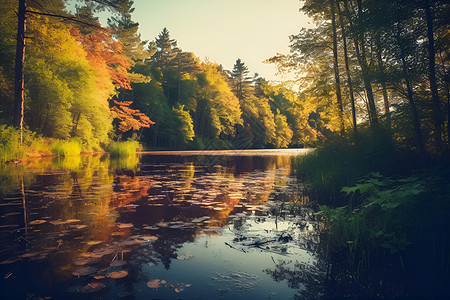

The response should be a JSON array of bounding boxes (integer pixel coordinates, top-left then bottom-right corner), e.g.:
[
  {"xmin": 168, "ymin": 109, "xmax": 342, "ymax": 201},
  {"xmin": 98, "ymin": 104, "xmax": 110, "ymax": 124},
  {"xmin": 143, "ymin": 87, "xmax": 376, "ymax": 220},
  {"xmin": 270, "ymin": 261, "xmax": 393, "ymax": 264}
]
[{"xmin": 128, "ymin": 0, "xmax": 312, "ymax": 82}]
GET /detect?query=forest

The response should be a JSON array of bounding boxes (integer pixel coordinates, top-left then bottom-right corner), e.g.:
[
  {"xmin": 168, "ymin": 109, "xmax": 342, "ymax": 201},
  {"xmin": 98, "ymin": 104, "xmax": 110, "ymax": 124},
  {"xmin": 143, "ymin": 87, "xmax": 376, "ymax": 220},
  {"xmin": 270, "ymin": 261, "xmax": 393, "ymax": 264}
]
[
  {"xmin": 0, "ymin": 0, "xmax": 332, "ymax": 162},
  {"xmin": 0, "ymin": 0, "xmax": 449, "ymax": 297}
]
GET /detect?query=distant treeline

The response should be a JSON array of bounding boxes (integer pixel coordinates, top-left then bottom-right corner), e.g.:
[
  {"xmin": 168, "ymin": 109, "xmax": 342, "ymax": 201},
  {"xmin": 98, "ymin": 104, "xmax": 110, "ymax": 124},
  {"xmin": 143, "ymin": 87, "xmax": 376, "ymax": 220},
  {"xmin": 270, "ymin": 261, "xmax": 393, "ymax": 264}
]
[{"xmin": 0, "ymin": 0, "xmax": 340, "ymax": 152}]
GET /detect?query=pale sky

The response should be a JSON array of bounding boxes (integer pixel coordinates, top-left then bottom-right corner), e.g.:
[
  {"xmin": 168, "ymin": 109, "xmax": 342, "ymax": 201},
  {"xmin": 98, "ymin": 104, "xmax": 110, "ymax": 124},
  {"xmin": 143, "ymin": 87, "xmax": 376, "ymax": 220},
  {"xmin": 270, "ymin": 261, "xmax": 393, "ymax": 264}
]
[{"xmin": 129, "ymin": 0, "xmax": 312, "ymax": 82}]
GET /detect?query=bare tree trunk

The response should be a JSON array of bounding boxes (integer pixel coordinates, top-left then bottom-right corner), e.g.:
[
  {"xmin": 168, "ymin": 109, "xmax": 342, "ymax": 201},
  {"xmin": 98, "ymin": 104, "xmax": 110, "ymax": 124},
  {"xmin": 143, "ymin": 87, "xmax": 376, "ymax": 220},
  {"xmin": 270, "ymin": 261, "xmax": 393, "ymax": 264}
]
[
  {"xmin": 330, "ymin": 0, "xmax": 345, "ymax": 133},
  {"xmin": 13, "ymin": 0, "xmax": 27, "ymax": 143},
  {"xmin": 424, "ymin": 0, "xmax": 443, "ymax": 151},
  {"xmin": 396, "ymin": 23, "xmax": 425, "ymax": 154},
  {"xmin": 375, "ymin": 35, "xmax": 391, "ymax": 131},
  {"xmin": 337, "ymin": 0, "xmax": 357, "ymax": 135}
]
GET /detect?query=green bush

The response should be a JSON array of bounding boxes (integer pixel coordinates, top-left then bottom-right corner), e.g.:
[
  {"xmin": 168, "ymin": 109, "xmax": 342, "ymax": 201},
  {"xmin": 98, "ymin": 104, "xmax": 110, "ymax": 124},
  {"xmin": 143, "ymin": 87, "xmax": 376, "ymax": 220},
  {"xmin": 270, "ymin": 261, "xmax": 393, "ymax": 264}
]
[
  {"xmin": 52, "ymin": 140, "xmax": 82, "ymax": 157},
  {"xmin": 109, "ymin": 140, "xmax": 141, "ymax": 157}
]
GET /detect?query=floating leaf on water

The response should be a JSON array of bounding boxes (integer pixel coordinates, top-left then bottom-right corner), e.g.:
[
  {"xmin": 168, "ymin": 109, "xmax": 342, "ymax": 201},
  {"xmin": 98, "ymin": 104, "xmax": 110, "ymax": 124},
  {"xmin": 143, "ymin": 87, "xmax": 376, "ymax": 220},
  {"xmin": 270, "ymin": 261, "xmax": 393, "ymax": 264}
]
[
  {"xmin": 177, "ymin": 254, "xmax": 194, "ymax": 260},
  {"xmin": 111, "ymin": 231, "xmax": 126, "ymax": 236},
  {"xmin": 75, "ymin": 225, "xmax": 87, "ymax": 229},
  {"xmin": 110, "ymin": 260, "xmax": 127, "ymax": 267},
  {"xmin": 137, "ymin": 235, "xmax": 158, "ymax": 242},
  {"xmin": 82, "ymin": 282, "xmax": 105, "ymax": 293},
  {"xmin": 147, "ymin": 279, "xmax": 164, "ymax": 288},
  {"xmin": 86, "ymin": 241, "xmax": 104, "ymax": 246},
  {"xmin": 72, "ymin": 257, "xmax": 101, "ymax": 266},
  {"xmin": 117, "ymin": 223, "xmax": 133, "ymax": 229},
  {"xmin": 155, "ymin": 222, "xmax": 168, "ymax": 228},
  {"xmin": 29, "ymin": 220, "xmax": 46, "ymax": 225},
  {"xmin": 72, "ymin": 266, "xmax": 97, "ymax": 276},
  {"xmin": 66, "ymin": 219, "xmax": 81, "ymax": 223},
  {"xmin": 107, "ymin": 270, "xmax": 128, "ymax": 279},
  {"xmin": 93, "ymin": 275, "xmax": 105, "ymax": 280},
  {"xmin": 143, "ymin": 226, "xmax": 159, "ymax": 230}
]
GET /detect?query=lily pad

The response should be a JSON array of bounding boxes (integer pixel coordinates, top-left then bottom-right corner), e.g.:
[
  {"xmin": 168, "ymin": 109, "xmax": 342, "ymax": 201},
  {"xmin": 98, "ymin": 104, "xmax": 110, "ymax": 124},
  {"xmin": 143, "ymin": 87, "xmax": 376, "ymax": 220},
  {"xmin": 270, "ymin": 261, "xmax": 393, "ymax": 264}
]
[
  {"xmin": 107, "ymin": 270, "xmax": 128, "ymax": 279},
  {"xmin": 147, "ymin": 279, "xmax": 165, "ymax": 288},
  {"xmin": 29, "ymin": 220, "xmax": 46, "ymax": 225},
  {"xmin": 82, "ymin": 282, "xmax": 105, "ymax": 293},
  {"xmin": 86, "ymin": 240, "xmax": 104, "ymax": 246}
]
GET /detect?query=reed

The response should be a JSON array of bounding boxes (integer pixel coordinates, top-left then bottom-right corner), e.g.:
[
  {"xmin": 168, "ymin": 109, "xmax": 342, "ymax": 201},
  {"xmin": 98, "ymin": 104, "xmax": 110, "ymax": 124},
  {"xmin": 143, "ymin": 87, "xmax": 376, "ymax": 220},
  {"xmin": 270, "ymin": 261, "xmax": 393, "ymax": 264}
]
[
  {"xmin": 109, "ymin": 140, "xmax": 141, "ymax": 157},
  {"xmin": 52, "ymin": 140, "xmax": 82, "ymax": 157}
]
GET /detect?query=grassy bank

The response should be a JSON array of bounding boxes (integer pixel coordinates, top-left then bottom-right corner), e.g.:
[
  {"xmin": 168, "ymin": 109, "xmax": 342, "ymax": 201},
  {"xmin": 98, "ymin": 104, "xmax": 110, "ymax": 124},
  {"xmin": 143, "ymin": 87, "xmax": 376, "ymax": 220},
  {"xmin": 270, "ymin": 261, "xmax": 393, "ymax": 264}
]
[
  {"xmin": 109, "ymin": 140, "xmax": 141, "ymax": 157},
  {"xmin": 295, "ymin": 132, "xmax": 450, "ymax": 298}
]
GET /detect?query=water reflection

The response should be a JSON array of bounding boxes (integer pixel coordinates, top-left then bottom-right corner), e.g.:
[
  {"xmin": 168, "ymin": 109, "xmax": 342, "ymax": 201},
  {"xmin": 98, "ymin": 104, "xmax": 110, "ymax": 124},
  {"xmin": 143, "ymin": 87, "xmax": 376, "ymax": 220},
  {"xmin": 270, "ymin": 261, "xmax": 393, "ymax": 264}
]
[{"xmin": 0, "ymin": 152, "xmax": 322, "ymax": 299}]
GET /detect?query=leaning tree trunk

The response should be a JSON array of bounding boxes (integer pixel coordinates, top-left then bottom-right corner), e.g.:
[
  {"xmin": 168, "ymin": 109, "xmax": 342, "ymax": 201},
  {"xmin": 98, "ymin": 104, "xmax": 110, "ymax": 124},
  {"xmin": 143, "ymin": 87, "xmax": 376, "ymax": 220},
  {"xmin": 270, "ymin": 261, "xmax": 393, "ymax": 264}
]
[
  {"xmin": 337, "ymin": 0, "xmax": 357, "ymax": 135},
  {"xmin": 424, "ymin": 0, "xmax": 443, "ymax": 151},
  {"xmin": 330, "ymin": 0, "xmax": 345, "ymax": 133},
  {"xmin": 13, "ymin": 0, "xmax": 27, "ymax": 142}
]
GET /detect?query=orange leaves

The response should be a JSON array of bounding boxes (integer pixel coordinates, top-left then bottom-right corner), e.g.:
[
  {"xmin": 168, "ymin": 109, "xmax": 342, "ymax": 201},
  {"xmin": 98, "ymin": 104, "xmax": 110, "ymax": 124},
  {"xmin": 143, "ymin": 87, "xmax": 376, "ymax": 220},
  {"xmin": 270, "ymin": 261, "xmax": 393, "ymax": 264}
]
[
  {"xmin": 70, "ymin": 28, "xmax": 131, "ymax": 90},
  {"xmin": 110, "ymin": 100, "xmax": 155, "ymax": 133}
]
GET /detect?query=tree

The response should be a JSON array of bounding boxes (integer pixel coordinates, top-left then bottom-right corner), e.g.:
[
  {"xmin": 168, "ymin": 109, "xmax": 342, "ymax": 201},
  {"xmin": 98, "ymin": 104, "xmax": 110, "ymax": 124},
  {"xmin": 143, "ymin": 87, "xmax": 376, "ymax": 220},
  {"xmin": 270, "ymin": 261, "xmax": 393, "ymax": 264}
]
[
  {"xmin": 11, "ymin": 0, "xmax": 128, "ymax": 140},
  {"xmin": 110, "ymin": 100, "xmax": 154, "ymax": 136},
  {"xmin": 228, "ymin": 59, "xmax": 252, "ymax": 101}
]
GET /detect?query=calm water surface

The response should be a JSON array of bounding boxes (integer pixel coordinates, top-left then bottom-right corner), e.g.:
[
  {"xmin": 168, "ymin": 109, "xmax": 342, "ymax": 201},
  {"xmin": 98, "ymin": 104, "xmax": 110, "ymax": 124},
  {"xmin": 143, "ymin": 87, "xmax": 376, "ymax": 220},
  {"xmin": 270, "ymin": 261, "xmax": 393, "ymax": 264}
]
[{"xmin": 0, "ymin": 150, "xmax": 325, "ymax": 299}]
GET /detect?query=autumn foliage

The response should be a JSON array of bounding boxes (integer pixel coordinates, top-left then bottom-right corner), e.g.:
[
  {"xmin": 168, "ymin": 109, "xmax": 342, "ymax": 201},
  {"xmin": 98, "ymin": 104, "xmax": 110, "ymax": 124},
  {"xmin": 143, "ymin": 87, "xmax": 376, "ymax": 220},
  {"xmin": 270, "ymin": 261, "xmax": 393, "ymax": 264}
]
[{"xmin": 110, "ymin": 100, "xmax": 154, "ymax": 133}]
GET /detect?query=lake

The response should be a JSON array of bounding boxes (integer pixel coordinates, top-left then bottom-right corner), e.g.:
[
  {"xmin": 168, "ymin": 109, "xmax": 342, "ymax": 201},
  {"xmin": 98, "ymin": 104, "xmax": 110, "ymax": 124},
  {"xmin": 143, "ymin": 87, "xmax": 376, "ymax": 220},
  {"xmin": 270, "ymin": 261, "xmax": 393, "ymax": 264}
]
[{"xmin": 0, "ymin": 149, "xmax": 327, "ymax": 300}]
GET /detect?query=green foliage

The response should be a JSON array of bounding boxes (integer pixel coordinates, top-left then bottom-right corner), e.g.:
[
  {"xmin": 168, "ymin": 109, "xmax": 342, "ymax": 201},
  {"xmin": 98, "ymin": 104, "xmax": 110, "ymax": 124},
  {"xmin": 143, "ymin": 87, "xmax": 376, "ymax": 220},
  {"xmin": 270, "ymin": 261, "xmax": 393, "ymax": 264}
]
[
  {"xmin": 0, "ymin": 125, "xmax": 25, "ymax": 163},
  {"xmin": 321, "ymin": 170, "xmax": 450, "ymax": 273},
  {"xmin": 172, "ymin": 104, "xmax": 195, "ymax": 144},
  {"xmin": 52, "ymin": 140, "xmax": 82, "ymax": 157},
  {"xmin": 109, "ymin": 140, "xmax": 141, "ymax": 157},
  {"xmin": 295, "ymin": 130, "xmax": 399, "ymax": 203}
]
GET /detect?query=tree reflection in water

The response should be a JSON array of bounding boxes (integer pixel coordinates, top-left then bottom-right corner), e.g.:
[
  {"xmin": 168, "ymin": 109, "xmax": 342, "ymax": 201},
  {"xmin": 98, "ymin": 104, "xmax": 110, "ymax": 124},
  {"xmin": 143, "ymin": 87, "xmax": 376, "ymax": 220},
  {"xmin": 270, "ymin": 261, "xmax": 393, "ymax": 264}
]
[{"xmin": 0, "ymin": 152, "xmax": 327, "ymax": 299}]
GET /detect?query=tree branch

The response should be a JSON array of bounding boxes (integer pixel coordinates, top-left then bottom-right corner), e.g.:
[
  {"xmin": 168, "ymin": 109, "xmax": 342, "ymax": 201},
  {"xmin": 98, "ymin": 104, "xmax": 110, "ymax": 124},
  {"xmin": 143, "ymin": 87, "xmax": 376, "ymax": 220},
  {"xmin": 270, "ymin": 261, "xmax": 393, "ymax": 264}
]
[{"xmin": 26, "ymin": 10, "xmax": 104, "ymax": 29}]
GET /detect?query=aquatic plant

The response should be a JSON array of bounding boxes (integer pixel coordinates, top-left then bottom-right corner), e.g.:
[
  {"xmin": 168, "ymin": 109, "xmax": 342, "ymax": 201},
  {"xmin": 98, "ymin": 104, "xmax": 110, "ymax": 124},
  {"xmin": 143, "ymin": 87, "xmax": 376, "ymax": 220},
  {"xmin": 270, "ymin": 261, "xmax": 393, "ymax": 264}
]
[
  {"xmin": 320, "ymin": 169, "xmax": 450, "ymax": 298},
  {"xmin": 109, "ymin": 140, "xmax": 141, "ymax": 157},
  {"xmin": 52, "ymin": 140, "xmax": 82, "ymax": 157},
  {"xmin": 294, "ymin": 130, "xmax": 405, "ymax": 204}
]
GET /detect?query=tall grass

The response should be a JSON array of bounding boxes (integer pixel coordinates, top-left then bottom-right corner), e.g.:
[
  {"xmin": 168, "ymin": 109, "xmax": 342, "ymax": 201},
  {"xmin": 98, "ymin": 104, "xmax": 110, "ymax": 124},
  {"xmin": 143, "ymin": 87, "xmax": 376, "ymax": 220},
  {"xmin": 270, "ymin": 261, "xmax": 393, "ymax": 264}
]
[
  {"xmin": 109, "ymin": 140, "xmax": 141, "ymax": 157},
  {"xmin": 295, "ymin": 130, "xmax": 404, "ymax": 204},
  {"xmin": 52, "ymin": 140, "xmax": 82, "ymax": 157},
  {"xmin": 0, "ymin": 125, "xmax": 25, "ymax": 163}
]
